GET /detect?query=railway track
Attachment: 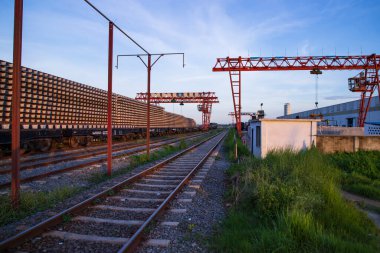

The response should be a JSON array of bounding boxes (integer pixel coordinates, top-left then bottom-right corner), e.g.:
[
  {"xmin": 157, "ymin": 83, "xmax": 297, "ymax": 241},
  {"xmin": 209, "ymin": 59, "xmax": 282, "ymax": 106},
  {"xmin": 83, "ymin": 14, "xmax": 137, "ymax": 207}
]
[
  {"xmin": 0, "ymin": 132, "xmax": 208, "ymax": 190},
  {"xmin": 0, "ymin": 135, "xmax": 167, "ymax": 167},
  {"xmin": 0, "ymin": 130, "xmax": 226, "ymax": 252},
  {"xmin": 0, "ymin": 132, "xmax": 203, "ymax": 174}
]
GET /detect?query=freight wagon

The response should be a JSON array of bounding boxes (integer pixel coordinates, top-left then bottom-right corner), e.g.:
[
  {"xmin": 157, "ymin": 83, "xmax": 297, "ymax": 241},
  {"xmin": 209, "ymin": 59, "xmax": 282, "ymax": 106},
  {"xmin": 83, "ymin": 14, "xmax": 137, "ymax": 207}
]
[{"xmin": 0, "ymin": 60, "xmax": 196, "ymax": 153}]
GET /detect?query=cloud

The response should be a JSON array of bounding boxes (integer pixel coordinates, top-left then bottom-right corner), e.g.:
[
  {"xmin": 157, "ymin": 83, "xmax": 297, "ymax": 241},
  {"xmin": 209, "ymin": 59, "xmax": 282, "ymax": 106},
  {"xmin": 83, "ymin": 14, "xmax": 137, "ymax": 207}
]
[{"xmin": 1, "ymin": 0, "xmax": 378, "ymax": 124}]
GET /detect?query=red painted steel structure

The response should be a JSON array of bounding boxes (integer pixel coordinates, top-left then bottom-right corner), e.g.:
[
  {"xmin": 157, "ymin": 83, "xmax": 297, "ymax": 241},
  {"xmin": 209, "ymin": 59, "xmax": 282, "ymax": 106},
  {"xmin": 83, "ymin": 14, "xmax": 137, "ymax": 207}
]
[
  {"xmin": 135, "ymin": 92, "xmax": 219, "ymax": 130},
  {"xmin": 198, "ymin": 102, "xmax": 213, "ymax": 130},
  {"xmin": 147, "ymin": 55, "xmax": 151, "ymax": 158},
  {"xmin": 213, "ymin": 55, "xmax": 380, "ymax": 134},
  {"xmin": 348, "ymin": 68, "xmax": 380, "ymax": 127},
  {"xmin": 11, "ymin": 0, "xmax": 23, "ymax": 208},
  {"xmin": 107, "ymin": 22, "xmax": 113, "ymax": 176}
]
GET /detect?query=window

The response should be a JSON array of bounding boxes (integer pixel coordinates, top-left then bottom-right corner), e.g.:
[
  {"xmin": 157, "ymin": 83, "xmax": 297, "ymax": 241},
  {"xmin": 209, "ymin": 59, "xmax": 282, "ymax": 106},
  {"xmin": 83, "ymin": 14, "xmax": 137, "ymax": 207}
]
[
  {"xmin": 346, "ymin": 118, "xmax": 354, "ymax": 127},
  {"xmin": 256, "ymin": 126, "xmax": 261, "ymax": 147}
]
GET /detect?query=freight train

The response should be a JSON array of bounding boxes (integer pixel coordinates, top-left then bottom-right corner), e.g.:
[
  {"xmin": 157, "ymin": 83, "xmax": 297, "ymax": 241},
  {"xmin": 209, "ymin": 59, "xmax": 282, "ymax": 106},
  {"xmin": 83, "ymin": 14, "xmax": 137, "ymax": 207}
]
[{"xmin": 0, "ymin": 60, "xmax": 197, "ymax": 153}]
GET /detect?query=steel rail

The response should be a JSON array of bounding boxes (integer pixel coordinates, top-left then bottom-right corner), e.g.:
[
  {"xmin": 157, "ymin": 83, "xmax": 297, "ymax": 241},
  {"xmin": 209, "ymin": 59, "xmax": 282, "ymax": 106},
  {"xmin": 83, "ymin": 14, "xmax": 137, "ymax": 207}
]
[
  {"xmin": 0, "ymin": 132, "xmax": 199, "ymax": 166},
  {"xmin": 0, "ymin": 133, "xmax": 202, "ymax": 174},
  {"xmin": 0, "ymin": 132, "xmax": 209, "ymax": 189},
  {"xmin": 0, "ymin": 131, "xmax": 223, "ymax": 251},
  {"xmin": 119, "ymin": 131, "xmax": 226, "ymax": 252}
]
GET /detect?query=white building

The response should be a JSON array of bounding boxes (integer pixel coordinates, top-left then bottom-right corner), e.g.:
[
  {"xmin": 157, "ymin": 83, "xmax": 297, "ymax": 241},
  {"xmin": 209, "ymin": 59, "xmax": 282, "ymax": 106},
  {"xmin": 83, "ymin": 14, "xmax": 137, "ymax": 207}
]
[
  {"xmin": 284, "ymin": 103, "xmax": 291, "ymax": 116},
  {"xmin": 247, "ymin": 119, "xmax": 319, "ymax": 158},
  {"xmin": 278, "ymin": 96, "xmax": 380, "ymax": 127}
]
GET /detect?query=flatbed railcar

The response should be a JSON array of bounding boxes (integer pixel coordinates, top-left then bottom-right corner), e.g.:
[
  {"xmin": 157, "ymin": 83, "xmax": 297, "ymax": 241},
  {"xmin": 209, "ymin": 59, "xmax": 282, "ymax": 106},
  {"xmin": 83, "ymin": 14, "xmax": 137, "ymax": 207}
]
[{"xmin": 0, "ymin": 60, "xmax": 196, "ymax": 153}]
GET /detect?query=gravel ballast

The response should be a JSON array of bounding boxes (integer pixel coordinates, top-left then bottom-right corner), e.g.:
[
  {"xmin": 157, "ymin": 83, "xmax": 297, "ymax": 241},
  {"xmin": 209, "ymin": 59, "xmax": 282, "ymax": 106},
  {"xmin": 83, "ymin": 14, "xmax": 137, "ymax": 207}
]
[{"xmin": 137, "ymin": 141, "xmax": 230, "ymax": 253}]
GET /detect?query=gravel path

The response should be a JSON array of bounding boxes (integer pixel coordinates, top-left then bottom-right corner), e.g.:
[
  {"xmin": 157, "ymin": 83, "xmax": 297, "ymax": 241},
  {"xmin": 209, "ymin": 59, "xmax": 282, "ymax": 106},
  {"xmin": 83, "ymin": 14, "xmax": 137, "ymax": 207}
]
[
  {"xmin": 342, "ymin": 191, "xmax": 380, "ymax": 229},
  {"xmin": 137, "ymin": 141, "xmax": 230, "ymax": 253}
]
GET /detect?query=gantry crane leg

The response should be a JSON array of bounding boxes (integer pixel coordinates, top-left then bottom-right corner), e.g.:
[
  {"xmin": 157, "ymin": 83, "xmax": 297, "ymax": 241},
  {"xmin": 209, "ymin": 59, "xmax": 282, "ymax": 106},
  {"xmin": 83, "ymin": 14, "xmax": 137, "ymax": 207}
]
[
  {"xmin": 358, "ymin": 68, "xmax": 379, "ymax": 127},
  {"xmin": 201, "ymin": 102, "xmax": 212, "ymax": 130},
  {"xmin": 228, "ymin": 69, "xmax": 242, "ymax": 136}
]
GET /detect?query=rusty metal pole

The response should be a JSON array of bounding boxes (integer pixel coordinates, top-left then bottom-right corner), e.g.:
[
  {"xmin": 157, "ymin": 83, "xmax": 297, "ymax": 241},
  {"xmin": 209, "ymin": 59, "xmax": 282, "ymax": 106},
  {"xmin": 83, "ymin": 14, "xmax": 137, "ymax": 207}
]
[
  {"xmin": 11, "ymin": 0, "xmax": 23, "ymax": 208},
  {"xmin": 107, "ymin": 22, "xmax": 113, "ymax": 176},
  {"xmin": 146, "ymin": 54, "xmax": 151, "ymax": 159}
]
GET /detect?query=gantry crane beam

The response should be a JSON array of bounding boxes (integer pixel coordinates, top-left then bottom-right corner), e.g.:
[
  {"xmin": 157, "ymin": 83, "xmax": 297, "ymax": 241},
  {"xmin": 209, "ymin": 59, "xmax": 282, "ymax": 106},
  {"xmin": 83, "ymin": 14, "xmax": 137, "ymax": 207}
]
[
  {"xmin": 136, "ymin": 92, "xmax": 219, "ymax": 104},
  {"xmin": 228, "ymin": 112, "xmax": 255, "ymax": 116},
  {"xmin": 213, "ymin": 54, "xmax": 380, "ymax": 134},
  {"xmin": 135, "ymin": 92, "xmax": 219, "ymax": 130},
  {"xmin": 228, "ymin": 112, "xmax": 255, "ymax": 125},
  {"xmin": 213, "ymin": 55, "xmax": 380, "ymax": 72}
]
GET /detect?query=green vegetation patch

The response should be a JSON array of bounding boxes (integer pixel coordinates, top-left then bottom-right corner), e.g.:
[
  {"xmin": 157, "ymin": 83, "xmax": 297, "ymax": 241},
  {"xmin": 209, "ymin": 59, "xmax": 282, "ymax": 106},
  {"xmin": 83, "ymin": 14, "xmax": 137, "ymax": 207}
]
[
  {"xmin": 223, "ymin": 129, "xmax": 250, "ymax": 161},
  {"xmin": 210, "ymin": 129, "xmax": 379, "ymax": 253},
  {"xmin": 327, "ymin": 151, "xmax": 380, "ymax": 200},
  {"xmin": 0, "ymin": 186, "xmax": 81, "ymax": 227}
]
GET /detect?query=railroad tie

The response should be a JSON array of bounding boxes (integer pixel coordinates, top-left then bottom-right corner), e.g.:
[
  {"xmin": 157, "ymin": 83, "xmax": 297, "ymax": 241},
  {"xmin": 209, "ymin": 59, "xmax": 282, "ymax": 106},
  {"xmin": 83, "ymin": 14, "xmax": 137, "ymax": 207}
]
[
  {"xmin": 43, "ymin": 231, "xmax": 128, "ymax": 245},
  {"xmin": 72, "ymin": 216, "xmax": 144, "ymax": 226}
]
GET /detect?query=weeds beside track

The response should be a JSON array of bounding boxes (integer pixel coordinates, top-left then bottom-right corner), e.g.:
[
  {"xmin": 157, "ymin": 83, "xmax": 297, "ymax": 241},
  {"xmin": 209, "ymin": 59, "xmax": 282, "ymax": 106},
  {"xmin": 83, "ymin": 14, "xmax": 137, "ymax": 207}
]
[{"xmin": 210, "ymin": 129, "xmax": 380, "ymax": 253}]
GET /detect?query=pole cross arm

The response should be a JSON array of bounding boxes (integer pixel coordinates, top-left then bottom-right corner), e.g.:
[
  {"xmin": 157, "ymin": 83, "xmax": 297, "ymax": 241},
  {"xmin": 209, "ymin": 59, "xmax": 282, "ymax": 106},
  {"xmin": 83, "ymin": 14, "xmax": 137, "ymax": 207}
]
[{"xmin": 115, "ymin": 53, "xmax": 185, "ymax": 69}]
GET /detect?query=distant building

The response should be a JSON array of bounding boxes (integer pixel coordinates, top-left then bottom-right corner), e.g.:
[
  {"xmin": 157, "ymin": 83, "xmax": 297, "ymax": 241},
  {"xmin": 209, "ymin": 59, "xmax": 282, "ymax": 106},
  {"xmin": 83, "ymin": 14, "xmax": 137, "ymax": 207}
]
[
  {"xmin": 284, "ymin": 103, "xmax": 291, "ymax": 116},
  {"xmin": 278, "ymin": 96, "xmax": 380, "ymax": 127}
]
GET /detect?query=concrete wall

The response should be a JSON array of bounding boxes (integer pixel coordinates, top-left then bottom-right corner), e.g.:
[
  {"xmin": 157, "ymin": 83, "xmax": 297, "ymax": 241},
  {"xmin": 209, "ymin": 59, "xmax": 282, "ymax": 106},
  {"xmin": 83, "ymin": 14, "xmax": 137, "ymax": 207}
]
[
  {"xmin": 317, "ymin": 135, "xmax": 380, "ymax": 153},
  {"xmin": 318, "ymin": 126, "xmax": 364, "ymax": 136}
]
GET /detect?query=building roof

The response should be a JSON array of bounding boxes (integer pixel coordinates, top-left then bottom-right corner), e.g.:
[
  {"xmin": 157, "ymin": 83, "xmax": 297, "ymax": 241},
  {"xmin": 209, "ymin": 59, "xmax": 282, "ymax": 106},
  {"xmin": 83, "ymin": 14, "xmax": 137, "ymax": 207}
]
[{"xmin": 251, "ymin": 118, "xmax": 321, "ymax": 123}]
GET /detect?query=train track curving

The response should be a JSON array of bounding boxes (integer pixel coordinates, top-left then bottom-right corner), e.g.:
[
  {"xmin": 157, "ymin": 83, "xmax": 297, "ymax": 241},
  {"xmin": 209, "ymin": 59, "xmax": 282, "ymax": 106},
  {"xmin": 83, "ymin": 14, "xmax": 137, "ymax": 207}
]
[
  {"xmin": 0, "ymin": 130, "xmax": 226, "ymax": 252},
  {"xmin": 0, "ymin": 132, "xmax": 208, "ymax": 190}
]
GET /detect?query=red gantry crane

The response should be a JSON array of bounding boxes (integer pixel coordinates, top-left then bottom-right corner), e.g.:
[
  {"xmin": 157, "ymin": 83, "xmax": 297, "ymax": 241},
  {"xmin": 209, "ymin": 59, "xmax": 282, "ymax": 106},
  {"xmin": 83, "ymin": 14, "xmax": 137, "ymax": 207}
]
[
  {"xmin": 213, "ymin": 54, "xmax": 380, "ymax": 136},
  {"xmin": 135, "ymin": 92, "xmax": 219, "ymax": 130}
]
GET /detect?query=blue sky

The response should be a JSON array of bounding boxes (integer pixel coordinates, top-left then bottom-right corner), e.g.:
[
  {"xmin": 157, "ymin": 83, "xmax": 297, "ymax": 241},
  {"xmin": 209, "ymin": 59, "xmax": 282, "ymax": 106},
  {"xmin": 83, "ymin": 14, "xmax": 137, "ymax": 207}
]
[{"xmin": 1, "ymin": 0, "xmax": 379, "ymax": 124}]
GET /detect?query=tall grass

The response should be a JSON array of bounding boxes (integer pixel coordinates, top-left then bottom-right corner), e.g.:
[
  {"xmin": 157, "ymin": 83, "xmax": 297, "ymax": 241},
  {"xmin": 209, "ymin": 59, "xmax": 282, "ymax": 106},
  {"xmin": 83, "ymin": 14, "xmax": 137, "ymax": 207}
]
[
  {"xmin": 327, "ymin": 151, "xmax": 380, "ymax": 200},
  {"xmin": 224, "ymin": 128, "xmax": 250, "ymax": 161},
  {"xmin": 211, "ymin": 132, "xmax": 380, "ymax": 252}
]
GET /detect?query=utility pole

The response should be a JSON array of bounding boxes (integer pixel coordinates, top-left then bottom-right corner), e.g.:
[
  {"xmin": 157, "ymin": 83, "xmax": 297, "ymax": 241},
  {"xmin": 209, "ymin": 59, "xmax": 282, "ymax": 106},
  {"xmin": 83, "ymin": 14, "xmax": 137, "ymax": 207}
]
[
  {"xmin": 84, "ymin": 0, "xmax": 149, "ymax": 175},
  {"xmin": 116, "ymin": 53, "xmax": 185, "ymax": 159},
  {"xmin": 11, "ymin": 0, "xmax": 23, "ymax": 208}
]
